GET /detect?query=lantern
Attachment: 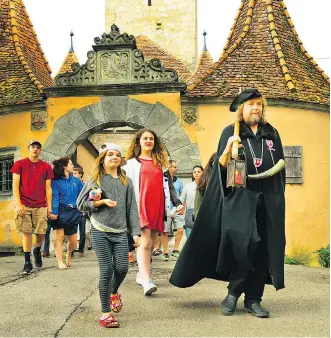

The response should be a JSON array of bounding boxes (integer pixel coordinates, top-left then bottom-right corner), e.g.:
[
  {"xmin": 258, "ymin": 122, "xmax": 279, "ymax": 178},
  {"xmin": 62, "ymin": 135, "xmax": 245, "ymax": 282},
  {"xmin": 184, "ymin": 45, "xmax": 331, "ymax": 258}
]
[{"xmin": 226, "ymin": 159, "xmax": 247, "ymax": 188}]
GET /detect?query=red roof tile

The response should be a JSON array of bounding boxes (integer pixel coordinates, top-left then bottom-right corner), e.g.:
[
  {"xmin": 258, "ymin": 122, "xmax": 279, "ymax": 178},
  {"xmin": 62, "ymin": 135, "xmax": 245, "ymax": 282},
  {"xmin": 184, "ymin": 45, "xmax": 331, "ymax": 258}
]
[
  {"xmin": 187, "ymin": 0, "xmax": 330, "ymax": 105},
  {"xmin": 187, "ymin": 47, "xmax": 214, "ymax": 86},
  {"xmin": 136, "ymin": 35, "xmax": 192, "ymax": 82},
  {"xmin": 0, "ymin": 0, "xmax": 54, "ymax": 107}
]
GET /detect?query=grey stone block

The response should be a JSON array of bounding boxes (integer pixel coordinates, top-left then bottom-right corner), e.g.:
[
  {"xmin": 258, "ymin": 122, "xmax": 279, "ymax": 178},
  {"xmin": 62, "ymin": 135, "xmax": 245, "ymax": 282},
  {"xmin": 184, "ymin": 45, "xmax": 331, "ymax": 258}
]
[
  {"xmin": 42, "ymin": 127, "xmax": 76, "ymax": 158},
  {"xmin": 170, "ymin": 143, "xmax": 201, "ymax": 172},
  {"xmin": 125, "ymin": 99, "xmax": 154, "ymax": 127},
  {"xmin": 144, "ymin": 102, "xmax": 178, "ymax": 136},
  {"xmin": 161, "ymin": 123, "xmax": 191, "ymax": 152},
  {"xmin": 39, "ymin": 150, "xmax": 60, "ymax": 165},
  {"xmin": 100, "ymin": 96, "xmax": 128, "ymax": 122},
  {"xmin": 54, "ymin": 109, "xmax": 89, "ymax": 142},
  {"xmin": 79, "ymin": 102, "xmax": 105, "ymax": 130}
]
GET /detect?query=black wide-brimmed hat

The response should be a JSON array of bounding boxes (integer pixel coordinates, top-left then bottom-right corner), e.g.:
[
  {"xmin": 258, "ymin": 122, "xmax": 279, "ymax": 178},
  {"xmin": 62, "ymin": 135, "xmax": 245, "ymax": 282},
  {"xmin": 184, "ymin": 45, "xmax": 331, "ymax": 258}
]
[{"xmin": 229, "ymin": 88, "xmax": 262, "ymax": 112}]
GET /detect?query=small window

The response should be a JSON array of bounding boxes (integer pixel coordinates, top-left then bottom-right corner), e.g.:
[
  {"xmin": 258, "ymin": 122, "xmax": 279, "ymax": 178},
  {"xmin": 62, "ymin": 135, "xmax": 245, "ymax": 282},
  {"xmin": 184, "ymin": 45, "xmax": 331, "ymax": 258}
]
[
  {"xmin": 0, "ymin": 155, "xmax": 14, "ymax": 195},
  {"xmin": 156, "ymin": 22, "xmax": 162, "ymax": 30},
  {"xmin": 148, "ymin": 0, "xmax": 152, "ymax": 6}
]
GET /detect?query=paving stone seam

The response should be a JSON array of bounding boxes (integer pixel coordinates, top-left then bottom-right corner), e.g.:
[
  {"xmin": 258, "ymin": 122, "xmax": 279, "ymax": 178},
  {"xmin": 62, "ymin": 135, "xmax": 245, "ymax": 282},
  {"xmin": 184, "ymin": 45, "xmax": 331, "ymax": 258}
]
[{"xmin": 54, "ymin": 276, "xmax": 99, "ymax": 338}]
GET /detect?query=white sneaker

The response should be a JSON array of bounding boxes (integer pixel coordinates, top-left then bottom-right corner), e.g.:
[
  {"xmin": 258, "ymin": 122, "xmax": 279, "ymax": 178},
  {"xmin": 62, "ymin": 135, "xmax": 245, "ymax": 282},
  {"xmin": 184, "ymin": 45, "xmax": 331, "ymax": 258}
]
[
  {"xmin": 143, "ymin": 280, "xmax": 157, "ymax": 296},
  {"xmin": 136, "ymin": 272, "xmax": 143, "ymax": 285}
]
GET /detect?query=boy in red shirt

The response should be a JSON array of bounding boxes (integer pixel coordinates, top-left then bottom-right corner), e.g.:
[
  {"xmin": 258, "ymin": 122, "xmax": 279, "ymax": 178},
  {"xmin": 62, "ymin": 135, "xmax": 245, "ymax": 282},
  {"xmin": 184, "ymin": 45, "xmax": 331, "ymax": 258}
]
[{"xmin": 11, "ymin": 140, "xmax": 55, "ymax": 274}]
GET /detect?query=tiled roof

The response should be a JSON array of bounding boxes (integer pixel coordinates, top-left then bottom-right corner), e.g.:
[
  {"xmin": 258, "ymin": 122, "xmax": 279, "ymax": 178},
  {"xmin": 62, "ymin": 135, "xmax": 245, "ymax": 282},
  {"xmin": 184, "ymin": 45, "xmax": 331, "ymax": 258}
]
[
  {"xmin": 136, "ymin": 35, "xmax": 192, "ymax": 82},
  {"xmin": 0, "ymin": 0, "xmax": 54, "ymax": 107},
  {"xmin": 56, "ymin": 51, "xmax": 79, "ymax": 76},
  {"xmin": 187, "ymin": 0, "xmax": 330, "ymax": 105},
  {"xmin": 187, "ymin": 32, "xmax": 214, "ymax": 87}
]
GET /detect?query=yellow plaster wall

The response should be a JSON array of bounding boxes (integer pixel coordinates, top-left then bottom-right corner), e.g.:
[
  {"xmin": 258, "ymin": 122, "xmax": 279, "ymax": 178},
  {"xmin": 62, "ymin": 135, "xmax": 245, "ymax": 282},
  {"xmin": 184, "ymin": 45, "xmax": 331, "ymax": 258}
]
[
  {"xmin": 196, "ymin": 104, "xmax": 330, "ymax": 253},
  {"xmin": 76, "ymin": 144, "xmax": 95, "ymax": 182},
  {"xmin": 0, "ymin": 97, "xmax": 101, "ymax": 246}
]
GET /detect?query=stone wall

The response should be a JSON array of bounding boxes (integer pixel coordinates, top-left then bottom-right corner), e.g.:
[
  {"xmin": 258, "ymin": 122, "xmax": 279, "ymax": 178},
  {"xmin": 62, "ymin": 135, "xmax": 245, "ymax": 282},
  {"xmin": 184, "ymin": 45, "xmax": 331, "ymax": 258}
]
[{"xmin": 105, "ymin": 0, "xmax": 197, "ymax": 69}]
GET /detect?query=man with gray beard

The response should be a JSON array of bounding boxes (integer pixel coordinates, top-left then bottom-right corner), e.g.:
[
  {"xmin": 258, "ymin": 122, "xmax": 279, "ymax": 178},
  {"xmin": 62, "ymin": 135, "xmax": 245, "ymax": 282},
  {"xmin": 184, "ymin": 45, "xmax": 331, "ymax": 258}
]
[{"xmin": 170, "ymin": 89, "xmax": 286, "ymax": 319}]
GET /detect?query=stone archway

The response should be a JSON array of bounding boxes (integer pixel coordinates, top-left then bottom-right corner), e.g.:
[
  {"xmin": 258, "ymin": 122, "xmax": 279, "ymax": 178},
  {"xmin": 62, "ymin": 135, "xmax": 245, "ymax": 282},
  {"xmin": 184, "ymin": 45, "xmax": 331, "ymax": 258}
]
[{"xmin": 41, "ymin": 96, "xmax": 200, "ymax": 172}]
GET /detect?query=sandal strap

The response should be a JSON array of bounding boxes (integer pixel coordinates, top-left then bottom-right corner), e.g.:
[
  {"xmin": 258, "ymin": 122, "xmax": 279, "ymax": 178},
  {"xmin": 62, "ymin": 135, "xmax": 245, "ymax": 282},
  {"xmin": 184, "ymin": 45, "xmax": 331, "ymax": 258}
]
[
  {"xmin": 111, "ymin": 293, "xmax": 122, "ymax": 302},
  {"xmin": 104, "ymin": 314, "xmax": 117, "ymax": 323}
]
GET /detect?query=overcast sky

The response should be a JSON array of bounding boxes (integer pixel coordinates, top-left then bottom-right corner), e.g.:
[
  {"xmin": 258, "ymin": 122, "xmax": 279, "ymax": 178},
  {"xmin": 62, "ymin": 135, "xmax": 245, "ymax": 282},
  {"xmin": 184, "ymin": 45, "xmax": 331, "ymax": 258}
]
[{"xmin": 24, "ymin": 0, "xmax": 330, "ymax": 77}]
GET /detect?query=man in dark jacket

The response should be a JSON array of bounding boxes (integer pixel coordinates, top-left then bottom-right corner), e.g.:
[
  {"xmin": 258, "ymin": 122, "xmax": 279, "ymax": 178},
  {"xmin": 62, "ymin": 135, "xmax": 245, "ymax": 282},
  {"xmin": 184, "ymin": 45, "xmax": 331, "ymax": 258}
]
[{"xmin": 170, "ymin": 89, "xmax": 286, "ymax": 319}]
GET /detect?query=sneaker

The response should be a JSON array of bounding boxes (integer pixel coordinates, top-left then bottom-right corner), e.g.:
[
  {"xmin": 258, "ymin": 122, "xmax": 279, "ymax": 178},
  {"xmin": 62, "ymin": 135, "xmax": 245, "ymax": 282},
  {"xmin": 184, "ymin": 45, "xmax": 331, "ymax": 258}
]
[
  {"xmin": 143, "ymin": 280, "xmax": 157, "ymax": 296},
  {"xmin": 163, "ymin": 253, "xmax": 169, "ymax": 261},
  {"xmin": 33, "ymin": 248, "xmax": 42, "ymax": 268},
  {"xmin": 152, "ymin": 248, "xmax": 162, "ymax": 256},
  {"xmin": 87, "ymin": 245, "xmax": 92, "ymax": 250},
  {"xmin": 21, "ymin": 262, "xmax": 33, "ymax": 275},
  {"xmin": 136, "ymin": 272, "xmax": 143, "ymax": 285},
  {"xmin": 78, "ymin": 252, "xmax": 84, "ymax": 257},
  {"xmin": 42, "ymin": 252, "xmax": 50, "ymax": 257},
  {"xmin": 171, "ymin": 250, "xmax": 180, "ymax": 258}
]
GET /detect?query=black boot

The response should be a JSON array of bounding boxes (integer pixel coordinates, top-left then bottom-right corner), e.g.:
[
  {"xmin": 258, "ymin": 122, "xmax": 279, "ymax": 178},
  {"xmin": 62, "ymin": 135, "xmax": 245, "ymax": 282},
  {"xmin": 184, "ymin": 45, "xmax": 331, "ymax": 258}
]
[
  {"xmin": 221, "ymin": 293, "xmax": 239, "ymax": 315},
  {"xmin": 244, "ymin": 300, "xmax": 270, "ymax": 318}
]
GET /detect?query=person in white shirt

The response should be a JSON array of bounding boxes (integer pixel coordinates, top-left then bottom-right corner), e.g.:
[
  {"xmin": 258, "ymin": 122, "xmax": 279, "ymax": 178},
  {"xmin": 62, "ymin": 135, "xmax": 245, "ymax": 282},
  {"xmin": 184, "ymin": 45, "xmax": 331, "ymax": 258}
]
[{"xmin": 181, "ymin": 165, "xmax": 203, "ymax": 238}]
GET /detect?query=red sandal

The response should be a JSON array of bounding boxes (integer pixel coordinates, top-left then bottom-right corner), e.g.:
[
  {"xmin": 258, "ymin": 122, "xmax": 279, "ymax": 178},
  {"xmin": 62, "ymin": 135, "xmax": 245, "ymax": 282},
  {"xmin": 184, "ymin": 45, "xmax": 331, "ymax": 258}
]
[
  {"xmin": 110, "ymin": 293, "xmax": 123, "ymax": 313},
  {"xmin": 98, "ymin": 314, "xmax": 120, "ymax": 328}
]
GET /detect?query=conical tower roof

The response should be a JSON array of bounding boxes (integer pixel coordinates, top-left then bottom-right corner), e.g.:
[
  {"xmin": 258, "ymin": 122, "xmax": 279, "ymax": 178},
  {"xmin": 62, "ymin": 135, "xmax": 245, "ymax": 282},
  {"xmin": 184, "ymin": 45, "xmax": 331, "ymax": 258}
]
[
  {"xmin": 56, "ymin": 32, "xmax": 80, "ymax": 76},
  {"xmin": 0, "ymin": 0, "xmax": 54, "ymax": 107},
  {"xmin": 187, "ymin": 31, "xmax": 214, "ymax": 86},
  {"xmin": 136, "ymin": 35, "xmax": 192, "ymax": 82},
  {"xmin": 187, "ymin": 0, "xmax": 330, "ymax": 105}
]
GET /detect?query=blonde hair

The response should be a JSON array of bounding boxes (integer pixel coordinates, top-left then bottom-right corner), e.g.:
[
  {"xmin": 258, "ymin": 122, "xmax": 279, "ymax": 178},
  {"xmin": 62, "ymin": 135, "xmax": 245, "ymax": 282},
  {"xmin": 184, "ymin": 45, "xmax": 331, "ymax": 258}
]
[
  {"xmin": 90, "ymin": 151, "xmax": 128, "ymax": 186},
  {"xmin": 126, "ymin": 128, "xmax": 169, "ymax": 168},
  {"xmin": 235, "ymin": 97, "xmax": 268, "ymax": 123}
]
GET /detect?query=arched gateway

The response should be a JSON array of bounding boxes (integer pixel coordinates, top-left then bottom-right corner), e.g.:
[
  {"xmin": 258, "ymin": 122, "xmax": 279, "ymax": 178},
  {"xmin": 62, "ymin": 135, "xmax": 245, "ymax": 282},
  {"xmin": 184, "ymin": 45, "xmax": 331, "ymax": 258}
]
[
  {"xmin": 40, "ymin": 96, "xmax": 200, "ymax": 172},
  {"xmin": 41, "ymin": 25, "xmax": 201, "ymax": 173}
]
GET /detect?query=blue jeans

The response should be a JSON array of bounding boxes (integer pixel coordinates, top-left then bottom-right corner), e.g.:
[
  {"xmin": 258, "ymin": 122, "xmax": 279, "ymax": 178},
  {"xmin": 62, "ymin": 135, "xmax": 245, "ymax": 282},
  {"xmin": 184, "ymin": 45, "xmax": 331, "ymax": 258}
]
[
  {"xmin": 78, "ymin": 216, "xmax": 87, "ymax": 253},
  {"xmin": 185, "ymin": 227, "xmax": 192, "ymax": 239},
  {"xmin": 43, "ymin": 222, "xmax": 52, "ymax": 254}
]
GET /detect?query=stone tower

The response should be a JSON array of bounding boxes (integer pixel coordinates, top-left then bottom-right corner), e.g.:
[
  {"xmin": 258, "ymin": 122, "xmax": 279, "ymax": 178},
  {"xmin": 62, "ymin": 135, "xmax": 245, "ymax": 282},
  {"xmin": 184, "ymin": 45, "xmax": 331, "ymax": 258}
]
[{"xmin": 105, "ymin": 0, "xmax": 197, "ymax": 69}]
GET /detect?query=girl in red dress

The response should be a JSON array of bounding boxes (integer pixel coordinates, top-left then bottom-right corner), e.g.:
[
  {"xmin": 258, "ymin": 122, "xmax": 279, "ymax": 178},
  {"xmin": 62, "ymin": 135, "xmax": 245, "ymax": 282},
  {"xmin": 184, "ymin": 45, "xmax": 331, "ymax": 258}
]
[{"xmin": 124, "ymin": 128, "xmax": 184, "ymax": 295}]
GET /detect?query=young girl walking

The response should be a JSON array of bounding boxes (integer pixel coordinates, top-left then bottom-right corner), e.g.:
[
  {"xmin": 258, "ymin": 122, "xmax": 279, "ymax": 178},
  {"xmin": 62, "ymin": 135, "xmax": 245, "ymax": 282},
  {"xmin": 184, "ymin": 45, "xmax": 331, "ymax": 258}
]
[
  {"xmin": 77, "ymin": 143, "xmax": 140, "ymax": 328},
  {"xmin": 124, "ymin": 128, "xmax": 184, "ymax": 296}
]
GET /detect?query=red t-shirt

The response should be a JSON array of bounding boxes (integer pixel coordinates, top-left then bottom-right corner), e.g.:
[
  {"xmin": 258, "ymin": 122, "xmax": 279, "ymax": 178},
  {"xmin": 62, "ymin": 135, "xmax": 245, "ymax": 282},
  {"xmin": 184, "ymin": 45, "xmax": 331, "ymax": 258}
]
[{"xmin": 10, "ymin": 158, "xmax": 54, "ymax": 208}]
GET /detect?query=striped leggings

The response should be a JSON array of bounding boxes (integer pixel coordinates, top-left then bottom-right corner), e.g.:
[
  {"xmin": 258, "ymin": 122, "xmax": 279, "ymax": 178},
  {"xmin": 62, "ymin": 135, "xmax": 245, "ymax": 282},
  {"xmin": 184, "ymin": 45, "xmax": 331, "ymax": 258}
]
[{"xmin": 92, "ymin": 228, "xmax": 129, "ymax": 313}]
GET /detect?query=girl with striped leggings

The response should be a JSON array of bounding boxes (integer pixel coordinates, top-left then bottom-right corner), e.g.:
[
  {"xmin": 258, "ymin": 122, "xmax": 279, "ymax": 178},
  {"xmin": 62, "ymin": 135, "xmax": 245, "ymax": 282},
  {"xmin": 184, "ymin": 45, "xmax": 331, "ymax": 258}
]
[{"xmin": 77, "ymin": 143, "xmax": 140, "ymax": 328}]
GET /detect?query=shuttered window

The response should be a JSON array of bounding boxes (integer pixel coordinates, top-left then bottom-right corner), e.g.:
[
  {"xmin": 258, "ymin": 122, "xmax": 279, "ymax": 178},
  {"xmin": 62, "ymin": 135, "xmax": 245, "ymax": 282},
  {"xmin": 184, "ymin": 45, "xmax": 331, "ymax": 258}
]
[
  {"xmin": 283, "ymin": 146, "xmax": 303, "ymax": 184},
  {"xmin": 0, "ymin": 156, "xmax": 14, "ymax": 195}
]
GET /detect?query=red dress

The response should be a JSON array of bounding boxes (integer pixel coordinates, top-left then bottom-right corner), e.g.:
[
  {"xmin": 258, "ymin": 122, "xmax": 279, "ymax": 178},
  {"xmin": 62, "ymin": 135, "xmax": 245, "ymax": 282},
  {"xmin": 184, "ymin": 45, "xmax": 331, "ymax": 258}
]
[{"xmin": 138, "ymin": 158, "xmax": 165, "ymax": 232}]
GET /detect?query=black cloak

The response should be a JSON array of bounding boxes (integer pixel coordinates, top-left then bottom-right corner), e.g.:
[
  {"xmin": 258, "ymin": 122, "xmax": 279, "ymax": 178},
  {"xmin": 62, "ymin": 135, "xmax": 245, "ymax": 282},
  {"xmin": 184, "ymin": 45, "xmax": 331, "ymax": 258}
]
[{"xmin": 169, "ymin": 121, "xmax": 286, "ymax": 290}]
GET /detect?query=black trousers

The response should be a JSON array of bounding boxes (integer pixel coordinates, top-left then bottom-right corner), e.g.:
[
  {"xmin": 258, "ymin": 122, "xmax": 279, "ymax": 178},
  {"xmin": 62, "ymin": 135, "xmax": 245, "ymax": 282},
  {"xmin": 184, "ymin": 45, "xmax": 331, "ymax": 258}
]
[
  {"xmin": 228, "ymin": 196, "xmax": 269, "ymax": 302},
  {"xmin": 78, "ymin": 215, "xmax": 87, "ymax": 253}
]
